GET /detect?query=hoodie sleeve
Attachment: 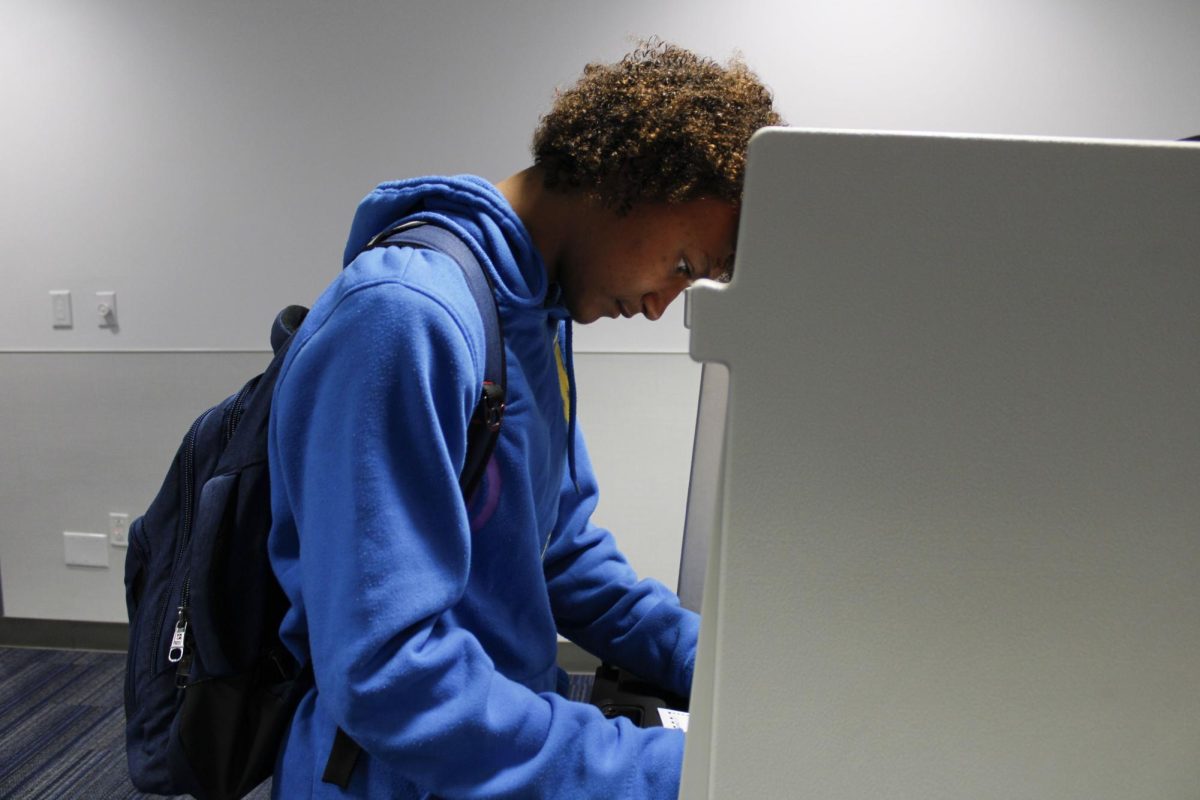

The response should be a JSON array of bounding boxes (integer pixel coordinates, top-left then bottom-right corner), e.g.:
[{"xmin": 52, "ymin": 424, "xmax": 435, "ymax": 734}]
[
  {"xmin": 543, "ymin": 430, "xmax": 701, "ymax": 698},
  {"xmin": 270, "ymin": 247, "xmax": 687, "ymax": 799}
]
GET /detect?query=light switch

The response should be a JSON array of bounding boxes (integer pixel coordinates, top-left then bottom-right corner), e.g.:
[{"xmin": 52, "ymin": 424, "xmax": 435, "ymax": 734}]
[
  {"xmin": 51, "ymin": 290, "xmax": 72, "ymax": 328},
  {"xmin": 109, "ymin": 512, "xmax": 130, "ymax": 547},
  {"xmin": 97, "ymin": 291, "xmax": 117, "ymax": 328}
]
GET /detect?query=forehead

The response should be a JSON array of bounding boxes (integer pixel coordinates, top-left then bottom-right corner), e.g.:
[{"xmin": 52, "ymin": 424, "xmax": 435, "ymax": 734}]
[{"xmin": 631, "ymin": 198, "xmax": 739, "ymax": 253}]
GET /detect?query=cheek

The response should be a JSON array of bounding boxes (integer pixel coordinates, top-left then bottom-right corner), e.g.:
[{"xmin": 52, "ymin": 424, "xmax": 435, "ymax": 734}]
[
  {"xmin": 559, "ymin": 275, "xmax": 601, "ymax": 322},
  {"xmin": 574, "ymin": 253, "xmax": 618, "ymax": 299}
]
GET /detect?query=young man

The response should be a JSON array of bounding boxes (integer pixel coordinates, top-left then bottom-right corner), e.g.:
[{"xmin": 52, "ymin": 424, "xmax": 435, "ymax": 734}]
[{"xmin": 267, "ymin": 41, "xmax": 780, "ymax": 799}]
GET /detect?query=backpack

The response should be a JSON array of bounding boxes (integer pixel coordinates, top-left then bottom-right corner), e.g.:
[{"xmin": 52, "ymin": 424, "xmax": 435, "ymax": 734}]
[{"xmin": 123, "ymin": 220, "xmax": 506, "ymax": 800}]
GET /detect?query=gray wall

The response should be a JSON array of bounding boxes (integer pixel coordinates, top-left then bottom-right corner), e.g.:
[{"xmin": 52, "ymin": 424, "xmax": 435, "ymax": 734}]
[{"xmin": 2, "ymin": 0, "xmax": 1197, "ymax": 622}]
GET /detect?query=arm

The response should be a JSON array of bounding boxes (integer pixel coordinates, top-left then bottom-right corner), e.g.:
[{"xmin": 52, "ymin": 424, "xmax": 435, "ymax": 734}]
[
  {"xmin": 544, "ymin": 430, "xmax": 700, "ymax": 698},
  {"xmin": 271, "ymin": 249, "xmax": 686, "ymax": 799}
]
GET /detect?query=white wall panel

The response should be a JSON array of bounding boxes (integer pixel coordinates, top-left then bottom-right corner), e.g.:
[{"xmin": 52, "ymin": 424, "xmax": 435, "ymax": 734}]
[
  {"xmin": 0, "ymin": 352, "xmax": 269, "ymax": 621},
  {"xmin": 571, "ymin": 353, "xmax": 702, "ymax": 588}
]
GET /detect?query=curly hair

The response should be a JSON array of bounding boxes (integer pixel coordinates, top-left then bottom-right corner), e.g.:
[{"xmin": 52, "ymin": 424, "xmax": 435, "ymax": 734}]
[{"xmin": 532, "ymin": 39, "xmax": 782, "ymax": 213}]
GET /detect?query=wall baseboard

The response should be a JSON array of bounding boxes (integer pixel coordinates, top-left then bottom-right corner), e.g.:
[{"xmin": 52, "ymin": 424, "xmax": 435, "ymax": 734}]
[
  {"xmin": 0, "ymin": 617, "xmax": 129, "ymax": 651},
  {"xmin": 0, "ymin": 616, "xmax": 603, "ymax": 673}
]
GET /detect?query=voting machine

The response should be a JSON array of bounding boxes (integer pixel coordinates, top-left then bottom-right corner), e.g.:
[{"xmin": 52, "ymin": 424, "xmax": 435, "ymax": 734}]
[{"xmin": 679, "ymin": 129, "xmax": 1200, "ymax": 798}]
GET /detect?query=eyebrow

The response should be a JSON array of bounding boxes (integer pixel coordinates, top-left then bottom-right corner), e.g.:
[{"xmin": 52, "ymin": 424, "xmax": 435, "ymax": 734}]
[
  {"xmin": 712, "ymin": 221, "xmax": 739, "ymax": 283},
  {"xmin": 700, "ymin": 220, "xmax": 739, "ymax": 283},
  {"xmin": 710, "ymin": 252, "xmax": 734, "ymax": 283}
]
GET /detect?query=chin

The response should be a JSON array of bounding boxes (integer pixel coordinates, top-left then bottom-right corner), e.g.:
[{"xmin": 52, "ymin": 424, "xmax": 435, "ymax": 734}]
[{"xmin": 570, "ymin": 304, "xmax": 604, "ymax": 324}]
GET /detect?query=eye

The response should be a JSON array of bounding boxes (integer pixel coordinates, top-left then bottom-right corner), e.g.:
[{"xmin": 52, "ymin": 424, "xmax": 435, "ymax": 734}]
[{"xmin": 675, "ymin": 257, "xmax": 694, "ymax": 279}]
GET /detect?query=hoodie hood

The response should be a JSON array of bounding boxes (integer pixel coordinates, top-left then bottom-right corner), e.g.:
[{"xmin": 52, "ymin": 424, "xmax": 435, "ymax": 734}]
[{"xmin": 343, "ymin": 175, "xmax": 550, "ymax": 312}]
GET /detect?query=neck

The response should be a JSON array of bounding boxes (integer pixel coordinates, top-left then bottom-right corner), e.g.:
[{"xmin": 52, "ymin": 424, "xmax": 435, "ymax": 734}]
[{"xmin": 496, "ymin": 166, "xmax": 577, "ymax": 285}]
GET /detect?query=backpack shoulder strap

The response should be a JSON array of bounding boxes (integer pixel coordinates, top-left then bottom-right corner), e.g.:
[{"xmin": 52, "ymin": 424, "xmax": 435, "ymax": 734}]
[
  {"xmin": 271, "ymin": 304, "xmax": 310, "ymax": 354},
  {"xmin": 368, "ymin": 222, "xmax": 504, "ymax": 390},
  {"xmin": 364, "ymin": 220, "xmax": 507, "ymax": 500}
]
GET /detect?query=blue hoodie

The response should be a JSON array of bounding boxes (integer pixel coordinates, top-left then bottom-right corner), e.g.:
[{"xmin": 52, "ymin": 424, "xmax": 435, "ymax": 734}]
[{"xmin": 267, "ymin": 176, "xmax": 700, "ymax": 799}]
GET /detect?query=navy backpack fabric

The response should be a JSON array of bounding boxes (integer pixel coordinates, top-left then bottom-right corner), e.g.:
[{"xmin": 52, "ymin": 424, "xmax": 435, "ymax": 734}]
[
  {"xmin": 123, "ymin": 303, "xmax": 308, "ymax": 799},
  {"xmin": 123, "ymin": 222, "xmax": 505, "ymax": 800}
]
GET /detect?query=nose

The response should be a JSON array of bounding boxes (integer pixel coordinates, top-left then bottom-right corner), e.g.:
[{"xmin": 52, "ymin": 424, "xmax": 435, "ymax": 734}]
[{"xmin": 641, "ymin": 284, "xmax": 686, "ymax": 321}]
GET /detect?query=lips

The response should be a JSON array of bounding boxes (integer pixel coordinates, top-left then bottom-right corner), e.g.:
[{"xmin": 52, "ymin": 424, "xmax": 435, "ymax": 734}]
[{"xmin": 616, "ymin": 300, "xmax": 634, "ymax": 319}]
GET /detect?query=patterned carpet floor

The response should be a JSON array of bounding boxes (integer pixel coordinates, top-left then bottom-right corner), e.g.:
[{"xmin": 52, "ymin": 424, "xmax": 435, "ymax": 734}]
[
  {"xmin": 0, "ymin": 646, "xmax": 232, "ymax": 799},
  {"xmin": 0, "ymin": 646, "xmax": 595, "ymax": 799}
]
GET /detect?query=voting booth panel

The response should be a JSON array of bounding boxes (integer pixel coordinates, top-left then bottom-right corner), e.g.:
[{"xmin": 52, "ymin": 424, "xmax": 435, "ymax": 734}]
[{"xmin": 680, "ymin": 130, "xmax": 1199, "ymax": 798}]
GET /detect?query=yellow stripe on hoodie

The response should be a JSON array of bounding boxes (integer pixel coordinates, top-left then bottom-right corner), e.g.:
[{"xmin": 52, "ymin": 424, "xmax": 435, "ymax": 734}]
[{"xmin": 554, "ymin": 336, "xmax": 570, "ymax": 423}]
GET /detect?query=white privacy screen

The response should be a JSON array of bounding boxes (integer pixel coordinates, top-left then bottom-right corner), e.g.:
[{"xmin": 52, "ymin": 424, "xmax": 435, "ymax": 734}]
[{"xmin": 680, "ymin": 129, "xmax": 1200, "ymax": 799}]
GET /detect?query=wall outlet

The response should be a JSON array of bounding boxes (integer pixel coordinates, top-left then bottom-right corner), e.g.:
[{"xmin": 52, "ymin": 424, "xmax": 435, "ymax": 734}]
[
  {"xmin": 64, "ymin": 531, "xmax": 109, "ymax": 567},
  {"xmin": 109, "ymin": 512, "xmax": 130, "ymax": 547}
]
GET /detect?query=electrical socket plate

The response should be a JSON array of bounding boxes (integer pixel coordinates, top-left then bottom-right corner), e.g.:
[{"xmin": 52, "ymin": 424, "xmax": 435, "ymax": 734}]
[
  {"xmin": 110, "ymin": 512, "xmax": 130, "ymax": 547},
  {"xmin": 64, "ymin": 531, "xmax": 109, "ymax": 567}
]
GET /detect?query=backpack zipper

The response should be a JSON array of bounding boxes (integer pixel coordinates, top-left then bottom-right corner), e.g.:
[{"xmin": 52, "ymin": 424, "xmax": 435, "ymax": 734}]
[
  {"xmin": 170, "ymin": 581, "xmax": 193, "ymax": 686},
  {"xmin": 224, "ymin": 378, "xmax": 255, "ymax": 445},
  {"xmin": 161, "ymin": 381, "xmax": 254, "ymax": 678},
  {"xmin": 168, "ymin": 580, "xmax": 191, "ymax": 662},
  {"xmin": 158, "ymin": 408, "xmax": 214, "ymax": 671}
]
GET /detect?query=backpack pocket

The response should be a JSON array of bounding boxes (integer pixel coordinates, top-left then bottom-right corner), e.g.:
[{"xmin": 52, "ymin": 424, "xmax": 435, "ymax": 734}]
[
  {"xmin": 123, "ymin": 515, "xmax": 152, "ymax": 717},
  {"xmin": 124, "ymin": 510, "xmax": 189, "ymax": 793},
  {"xmin": 187, "ymin": 470, "xmax": 242, "ymax": 677},
  {"xmin": 125, "ymin": 513, "xmax": 181, "ymax": 712},
  {"xmin": 188, "ymin": 459, "xmax": 281, "ymax": 678}
]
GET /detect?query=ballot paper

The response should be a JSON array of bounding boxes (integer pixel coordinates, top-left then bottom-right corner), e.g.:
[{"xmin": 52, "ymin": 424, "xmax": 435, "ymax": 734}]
[{"xmin": 657, "ymin": 708, "xmax": 689, "ymax": 731}]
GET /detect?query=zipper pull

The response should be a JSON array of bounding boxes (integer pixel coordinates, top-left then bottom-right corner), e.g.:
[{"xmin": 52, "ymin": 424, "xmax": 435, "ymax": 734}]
[{"xmin": 167, "ymin": 605, "xmax": 189, "ymax": 664}]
